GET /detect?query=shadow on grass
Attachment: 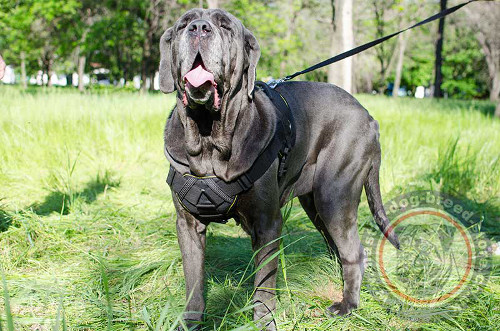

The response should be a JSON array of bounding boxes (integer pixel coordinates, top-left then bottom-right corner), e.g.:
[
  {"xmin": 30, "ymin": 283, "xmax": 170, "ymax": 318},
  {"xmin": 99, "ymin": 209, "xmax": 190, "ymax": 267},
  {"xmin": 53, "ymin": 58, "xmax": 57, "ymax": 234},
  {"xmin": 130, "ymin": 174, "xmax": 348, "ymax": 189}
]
[
  {"xmin": 201, "ymin": 223, "xmax": 331, "ymax": 327},
  {"xmin": 31, "ymin": 173, "xmax": 120, "ymax": 215},
  {"xmin": 205, "ymin": 223, "xmax": 327, "ymax": 283},
  {"xmin": 388, "ymin": 180, "xmax": 500, "ymax": 239},
  {"xmin": 422, "ymin": 139, "xmax": 500, "ymax": 238},
  {"xmin": 0, "ymin": 208, "xmax": 13, "ymax": 232},
  {"xmin": 386, "ymin": 138, "xmax": 500, "ymax": 239},
  {"xmin": 430, "ymin": 98, "xmax": 497, "ymax": 117}
]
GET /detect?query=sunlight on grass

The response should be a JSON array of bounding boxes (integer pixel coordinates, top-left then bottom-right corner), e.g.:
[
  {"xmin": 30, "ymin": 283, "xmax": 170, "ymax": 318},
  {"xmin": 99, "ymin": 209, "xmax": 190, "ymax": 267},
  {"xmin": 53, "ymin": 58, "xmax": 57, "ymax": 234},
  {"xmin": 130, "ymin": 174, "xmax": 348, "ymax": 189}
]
[{"xmin": 0, "ymin": 86, "xmax": 499, "ymax": 330}]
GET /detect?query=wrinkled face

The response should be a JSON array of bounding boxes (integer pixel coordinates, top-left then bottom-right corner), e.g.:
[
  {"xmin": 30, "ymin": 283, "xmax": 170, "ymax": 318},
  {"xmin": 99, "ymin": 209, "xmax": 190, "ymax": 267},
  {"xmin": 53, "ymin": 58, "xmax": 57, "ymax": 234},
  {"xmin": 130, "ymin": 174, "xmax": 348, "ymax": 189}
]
[{"xmin": 159, "ymin": 9, "xmax": 260, "ymax": 112}]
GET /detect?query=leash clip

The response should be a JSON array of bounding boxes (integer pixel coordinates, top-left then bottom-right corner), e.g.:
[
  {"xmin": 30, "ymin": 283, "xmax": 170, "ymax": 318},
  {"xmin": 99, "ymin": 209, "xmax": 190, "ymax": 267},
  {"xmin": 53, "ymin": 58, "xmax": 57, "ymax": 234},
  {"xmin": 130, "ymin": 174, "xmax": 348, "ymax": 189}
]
[{"xmin": 267, "ymin": 78, "xmax": 284, "ymax": 89}]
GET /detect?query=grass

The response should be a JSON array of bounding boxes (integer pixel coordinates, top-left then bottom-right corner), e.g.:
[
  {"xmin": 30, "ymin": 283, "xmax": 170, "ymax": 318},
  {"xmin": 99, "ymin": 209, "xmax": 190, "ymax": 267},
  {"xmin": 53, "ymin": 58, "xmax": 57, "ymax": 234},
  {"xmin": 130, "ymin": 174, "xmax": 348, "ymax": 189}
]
[{"xmin": 0, "ymin": 85, "xmax": 499, "ymax": 330}]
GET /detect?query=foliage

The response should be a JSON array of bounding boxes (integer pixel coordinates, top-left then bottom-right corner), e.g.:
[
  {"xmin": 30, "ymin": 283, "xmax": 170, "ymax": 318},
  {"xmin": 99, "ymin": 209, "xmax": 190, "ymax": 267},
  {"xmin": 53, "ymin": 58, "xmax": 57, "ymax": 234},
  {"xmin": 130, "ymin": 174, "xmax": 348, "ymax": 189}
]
[
  {"xmin": 85, "ymin": 6, "xmax": 145, "ymax": 82},
  {"xmin": 0, "ymin": 0, "xmax": 80, "ymax": 75},
  {"xmin": 0, "ymin": 0, "xmax": 496, "ymax": 97},
  {"xmin": 441, "ymin": 21, "xmax": 489, "ymax": 99}
]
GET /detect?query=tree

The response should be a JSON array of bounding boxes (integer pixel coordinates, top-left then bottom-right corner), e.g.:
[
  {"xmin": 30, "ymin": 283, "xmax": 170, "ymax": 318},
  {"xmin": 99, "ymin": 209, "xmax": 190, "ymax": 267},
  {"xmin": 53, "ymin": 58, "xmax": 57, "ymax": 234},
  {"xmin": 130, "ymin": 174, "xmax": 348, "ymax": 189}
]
[
  {"xmin": 328, "ymin": 0, "xmax": 353, "ymax": 93},
  {"xmin": 465, "ymin": 2, "xmax": 500, "ymax": 102},
  {"xmin": 85, "ymin": 2, "xmax": 143, "ymax": 84},
  {"xmin": 73, "ymin": 0, "xmax": 103, "ymax": 92},
  {"xmin": 35, "ymin": 0, "xmax": 80, "ymax": 86},
  {"xmin": 441, "ymin": 18, "xmax": 489, "ymax": 99},
  {"xmin": 433, "ymin": 0, "xmax": 447, "ymax": 98},
  {"xmin": 0, "ymin": 0, "xmax": 80, "ymax": 87},
  {"xmin": 392, "ymin": 1, "xmax": 426, "ymax": 98},
  {"xmin": 367, "ymin": 0, "xmax": 400, "ymax": 92},
  {"xmin": 392, "ymin": 32, "xmax": 407, "ymax": 97},
  {"xmin": 140, "ymin": 0, "xmax": 168, "ymax": 93},
  {"xmin": 207, "ymin": 0, "xmax": 219, "ymax": 8},
  {"xmin": 0, "ymin": 0, "xmax": 36, "ymax": 88}
]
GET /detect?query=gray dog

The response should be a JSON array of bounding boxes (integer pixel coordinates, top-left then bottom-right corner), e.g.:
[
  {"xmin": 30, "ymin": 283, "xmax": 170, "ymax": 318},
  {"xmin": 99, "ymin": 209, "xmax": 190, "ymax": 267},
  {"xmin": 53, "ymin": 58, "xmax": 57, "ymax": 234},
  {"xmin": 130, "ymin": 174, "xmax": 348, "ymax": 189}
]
[{"xmin": 160, "ymin": 8, "xmax": 400, "ymax": 330}]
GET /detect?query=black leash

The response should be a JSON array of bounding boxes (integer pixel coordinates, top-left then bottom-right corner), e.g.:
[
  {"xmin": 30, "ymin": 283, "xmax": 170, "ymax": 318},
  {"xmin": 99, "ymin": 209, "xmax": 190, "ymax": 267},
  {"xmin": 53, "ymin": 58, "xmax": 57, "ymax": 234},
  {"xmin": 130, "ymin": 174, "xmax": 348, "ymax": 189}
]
[{"xmin": 280, "ymin": 0, "xmax": 486, "ymax": 83}]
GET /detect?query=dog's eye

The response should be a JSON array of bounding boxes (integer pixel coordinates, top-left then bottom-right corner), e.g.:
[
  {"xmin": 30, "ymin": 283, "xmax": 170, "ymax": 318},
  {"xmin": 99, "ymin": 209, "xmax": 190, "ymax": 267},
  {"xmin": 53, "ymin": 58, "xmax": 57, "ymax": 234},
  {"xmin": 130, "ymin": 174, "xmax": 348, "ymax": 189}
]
[{"xmin": 220, "ymin": 23, "xmax": 231, "ymax": 31}]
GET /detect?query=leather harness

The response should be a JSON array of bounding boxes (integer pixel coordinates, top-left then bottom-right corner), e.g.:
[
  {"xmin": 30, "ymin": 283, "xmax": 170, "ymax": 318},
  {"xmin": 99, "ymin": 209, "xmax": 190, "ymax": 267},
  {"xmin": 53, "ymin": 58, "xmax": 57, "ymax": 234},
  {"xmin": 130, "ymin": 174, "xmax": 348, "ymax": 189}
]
[{"xmin": 166, "ymin": 82, "xmax": 296, "ymax": 224}]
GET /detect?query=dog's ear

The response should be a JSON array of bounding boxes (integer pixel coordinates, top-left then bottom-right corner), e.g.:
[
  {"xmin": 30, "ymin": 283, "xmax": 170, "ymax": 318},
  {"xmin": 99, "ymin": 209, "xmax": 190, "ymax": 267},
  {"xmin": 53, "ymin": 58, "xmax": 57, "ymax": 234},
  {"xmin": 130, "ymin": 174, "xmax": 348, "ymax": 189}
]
[
  {"xmin": 244, "ymin": 28, "xmax": 260, "ymax": 99},
  {"xmin": 159, "ymin": 28, "xmax": 175, "ymax": 94}
]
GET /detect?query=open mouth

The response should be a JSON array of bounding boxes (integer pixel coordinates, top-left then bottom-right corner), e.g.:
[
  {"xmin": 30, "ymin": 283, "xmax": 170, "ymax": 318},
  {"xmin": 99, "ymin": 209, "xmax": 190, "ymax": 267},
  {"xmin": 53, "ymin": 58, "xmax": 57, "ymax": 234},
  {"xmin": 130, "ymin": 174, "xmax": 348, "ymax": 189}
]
[{"xmin": 183, "ymin": 54, "xmax": 220, "ymax": 109}]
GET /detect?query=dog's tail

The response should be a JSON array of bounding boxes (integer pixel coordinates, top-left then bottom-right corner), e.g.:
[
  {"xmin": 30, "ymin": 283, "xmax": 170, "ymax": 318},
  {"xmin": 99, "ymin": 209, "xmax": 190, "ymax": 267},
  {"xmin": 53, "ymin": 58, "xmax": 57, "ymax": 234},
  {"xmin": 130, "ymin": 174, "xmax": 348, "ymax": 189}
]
[{"xmin": 364, "ymin": 158, "xmax": 400, "ymax": 249}]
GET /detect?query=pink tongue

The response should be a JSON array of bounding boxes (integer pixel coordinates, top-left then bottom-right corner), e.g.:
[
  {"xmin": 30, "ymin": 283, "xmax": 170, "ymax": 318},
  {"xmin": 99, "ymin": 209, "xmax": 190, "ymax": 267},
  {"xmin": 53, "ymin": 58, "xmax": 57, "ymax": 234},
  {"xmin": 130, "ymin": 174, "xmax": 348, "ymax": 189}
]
[{"xmin": 184, "ymin": 65, "xmax": 215, "ymax": 88}]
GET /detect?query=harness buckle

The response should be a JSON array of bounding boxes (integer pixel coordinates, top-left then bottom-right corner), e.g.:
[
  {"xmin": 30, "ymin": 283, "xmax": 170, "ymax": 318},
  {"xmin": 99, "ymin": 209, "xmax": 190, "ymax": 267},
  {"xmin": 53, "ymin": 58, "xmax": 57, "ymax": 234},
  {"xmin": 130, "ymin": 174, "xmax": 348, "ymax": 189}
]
[
  {"xmin": 166, "ymin": 166, "xmax": 176, "ymax": 185},
  {"xmin": 278, "ymin": 146, "xmax": 290, "ymax": 179},
  {"xmin": 236, "ymin": 173, "xmax": 253, "ymax": 192}
]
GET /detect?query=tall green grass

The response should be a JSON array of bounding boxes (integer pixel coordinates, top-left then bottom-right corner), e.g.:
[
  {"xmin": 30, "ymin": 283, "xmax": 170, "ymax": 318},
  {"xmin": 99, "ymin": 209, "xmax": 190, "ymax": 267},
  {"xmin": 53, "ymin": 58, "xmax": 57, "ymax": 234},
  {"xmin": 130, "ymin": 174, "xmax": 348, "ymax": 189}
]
[{"xmin": 0, "ymin": 86, "xmax": 499, "ymax": 330}]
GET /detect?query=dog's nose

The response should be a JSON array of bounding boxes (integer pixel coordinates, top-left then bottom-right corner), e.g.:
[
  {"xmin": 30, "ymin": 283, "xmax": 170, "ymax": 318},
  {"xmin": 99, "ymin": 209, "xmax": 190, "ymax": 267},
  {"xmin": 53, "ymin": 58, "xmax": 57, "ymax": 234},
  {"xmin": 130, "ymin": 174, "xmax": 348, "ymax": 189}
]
[{"xmin": 188, "ymin": 19, "xmax": 212, "ymax": 37}]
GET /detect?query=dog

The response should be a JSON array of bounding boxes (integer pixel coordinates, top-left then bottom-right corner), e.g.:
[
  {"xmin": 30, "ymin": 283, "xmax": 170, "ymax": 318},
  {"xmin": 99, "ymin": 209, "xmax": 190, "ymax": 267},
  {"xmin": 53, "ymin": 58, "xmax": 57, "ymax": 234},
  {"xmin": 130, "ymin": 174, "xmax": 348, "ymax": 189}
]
[{"xmin": 159, "ymin": 8, "xmax": 400, "ymax": 330}]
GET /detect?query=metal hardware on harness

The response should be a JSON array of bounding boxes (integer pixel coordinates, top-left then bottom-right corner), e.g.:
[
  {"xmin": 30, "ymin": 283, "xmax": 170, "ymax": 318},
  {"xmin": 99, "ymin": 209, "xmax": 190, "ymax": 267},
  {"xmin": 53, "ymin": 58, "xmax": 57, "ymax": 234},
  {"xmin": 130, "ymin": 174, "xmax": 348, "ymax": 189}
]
[
  {"xmin": 278, "ymin": 146, "xmax": 290, "ymax": 180},
  {"xmin": 166, "ymin": 81, "xmax": 295, "ymax": 224},
  {"xmin": 267, "ymin": 78, "xmax": 284, "ymax": 89}
]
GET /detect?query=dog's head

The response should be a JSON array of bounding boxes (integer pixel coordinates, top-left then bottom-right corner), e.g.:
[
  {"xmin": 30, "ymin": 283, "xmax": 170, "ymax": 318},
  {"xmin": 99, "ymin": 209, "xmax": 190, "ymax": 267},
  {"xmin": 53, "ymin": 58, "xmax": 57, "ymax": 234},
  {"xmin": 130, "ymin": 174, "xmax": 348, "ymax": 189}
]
[{"xmin": 159, "ymin": 9, "xmax": 260, "ymax": 112}]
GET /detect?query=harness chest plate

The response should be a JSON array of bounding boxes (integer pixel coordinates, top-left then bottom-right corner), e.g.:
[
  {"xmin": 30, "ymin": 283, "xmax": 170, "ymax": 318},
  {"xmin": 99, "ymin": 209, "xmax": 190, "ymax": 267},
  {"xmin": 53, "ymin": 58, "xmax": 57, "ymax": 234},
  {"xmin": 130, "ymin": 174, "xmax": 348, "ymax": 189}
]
[{"xmin": 167, "ymin": 168, "xmax": 251, "ymax": 222}]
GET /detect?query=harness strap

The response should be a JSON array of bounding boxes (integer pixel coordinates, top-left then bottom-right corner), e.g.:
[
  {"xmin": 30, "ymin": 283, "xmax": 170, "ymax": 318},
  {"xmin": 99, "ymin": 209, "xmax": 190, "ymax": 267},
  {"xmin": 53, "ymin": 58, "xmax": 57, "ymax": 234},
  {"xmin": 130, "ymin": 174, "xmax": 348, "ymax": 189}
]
[
  {"xmin": 205, "ymin": 178, "xmax": 233, "ymax": 203},
  {"xmin": 178, "ymin": 176, "xmax": 196, "ymax": 199}
]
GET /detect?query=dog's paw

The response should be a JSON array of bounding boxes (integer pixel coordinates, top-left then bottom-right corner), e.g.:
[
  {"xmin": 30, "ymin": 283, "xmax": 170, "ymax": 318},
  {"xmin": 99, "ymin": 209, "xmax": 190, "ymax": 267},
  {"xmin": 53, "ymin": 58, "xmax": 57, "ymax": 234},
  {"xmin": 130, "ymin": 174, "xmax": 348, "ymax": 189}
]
[
  {"xmin": 326, "ymin": 300, "xmax": 357, "ymax": 317},
  {"xmin": 258, "ymin": 320, "xmax": 276, "ymax": 331},
  {"xmin": 254, "ymin": 316, "xmax": 276, "ymax": 331},
  {"xmin": 175, "ymin": 326, "xmax": 200, "ymax": 331},
  {"xmin": 175, "ymin": 320, "xmax": 201, "ymax": 331}
]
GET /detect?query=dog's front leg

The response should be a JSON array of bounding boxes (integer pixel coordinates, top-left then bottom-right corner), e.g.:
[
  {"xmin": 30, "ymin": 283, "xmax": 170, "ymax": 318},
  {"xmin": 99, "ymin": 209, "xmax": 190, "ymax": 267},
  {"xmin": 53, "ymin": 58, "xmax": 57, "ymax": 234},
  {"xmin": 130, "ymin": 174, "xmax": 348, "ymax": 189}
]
[
  {"xmin": 174, "ymin": 201, "xmax": 207, "ymax": 329},
  {"xmin": 251, "ymin": 210, "xmax": 282, "ymax": 331}
]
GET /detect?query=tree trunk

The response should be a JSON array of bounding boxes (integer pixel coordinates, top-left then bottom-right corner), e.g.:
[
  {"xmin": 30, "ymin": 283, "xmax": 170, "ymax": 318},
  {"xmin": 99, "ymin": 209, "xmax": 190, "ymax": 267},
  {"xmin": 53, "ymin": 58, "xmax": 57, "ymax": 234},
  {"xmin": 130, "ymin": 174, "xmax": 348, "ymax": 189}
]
[
  {"xmin": 280, "ymin": 0, "xmax": 297, "ymax": 78},
  {"xmin": 78, "ymin": 55, "xmax": 86, "ymax": 92},
  {"xmin": 327, "ymin": 0, "xmax": 353, "ymax": 93},
  {"xmin": 20, "ymin": 51, "xmax": 27, "ymax": 89},
  {"xmin": 47, "ymin": 60, "xmax": 53, "ymax": 87},
  {"xmin": 149, "ymin": 72, "xmax": 155, "ymax": 91},
  {"xmin": 141, "ymin": 26, "xmax": 153, "ymax": 93},
  {"xmin": 495, "ymin": 102, "xmax": 500, "ymax": 118},
  {"xmin": 141, "ymin": 25, "xmax": 152, "ymax": 93},
  {"xmin": 475, "ymin": 31, "xmax": 499, "ymax": 101},
  {"xmin": 490, "ymin": 71, "xmax": 500, "ymax": 101},
  {"xmin": 141, "ymin": 0, "xmax": 162, "ymax": 93},
  {"xmin": 393, "ymin": 33, "xmax": 407, "ymax": 98},
  {"xmin": 382, "ymin": 36, "xmax": 400, "ymax": 83},
  {"xmin": 76, "ymin": 26, "xmax": 91, "ymax": 91},
  {"xmin": 207, "ymin": 0, "xmax": 218, "ymax": 8},
  {"xmin": 140, "ymin": 60, "xmax": 149, "ymax": 93},
  {"xmin": 433, "ymin": 0, "xmax": 447, "ymax": 98}
]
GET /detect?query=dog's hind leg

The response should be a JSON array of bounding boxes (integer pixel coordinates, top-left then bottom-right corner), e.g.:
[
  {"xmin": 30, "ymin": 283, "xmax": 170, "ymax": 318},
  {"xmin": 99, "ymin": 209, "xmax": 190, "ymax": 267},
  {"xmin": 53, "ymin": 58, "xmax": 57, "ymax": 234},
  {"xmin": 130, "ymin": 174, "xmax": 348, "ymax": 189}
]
[
  {"xmin": 311, "ymin": 151, "xmax": 371, "ymax": 316},
  {"xmin": 298, "ymin": 193, "xmax": 340, "ymax": 260}
]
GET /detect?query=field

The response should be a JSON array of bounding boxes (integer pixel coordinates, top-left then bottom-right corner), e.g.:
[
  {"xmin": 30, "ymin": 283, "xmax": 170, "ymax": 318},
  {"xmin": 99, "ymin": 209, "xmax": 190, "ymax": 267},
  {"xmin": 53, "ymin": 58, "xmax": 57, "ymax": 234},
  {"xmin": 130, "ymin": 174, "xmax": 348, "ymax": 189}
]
[{"xmin": 0, "ymin": 85, "xmax": 499, "ymax": 330}]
